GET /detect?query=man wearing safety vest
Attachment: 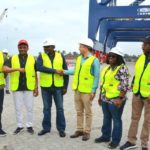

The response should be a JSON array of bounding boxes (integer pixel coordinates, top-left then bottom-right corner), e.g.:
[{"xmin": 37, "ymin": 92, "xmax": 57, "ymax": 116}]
[
  {"xmin": 64, "ymin": 38, "xmax": 100, "ymax": 141},
  {"xmin": 37, "ymin": 38, "xmax": 69, "ymax": 137},
  {"xmin": 0, "ymin": 50, "xmax": 7, "ymax": 136},
  {"xmin": 120, "ymin": 36, "xmax": 150, "ymax": 150},
  {"xmin": 2, "ymin": 40, "xmax": 38, "ymax": 135}
]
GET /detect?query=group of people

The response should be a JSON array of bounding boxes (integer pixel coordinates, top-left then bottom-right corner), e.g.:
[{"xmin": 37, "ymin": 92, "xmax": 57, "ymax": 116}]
[{"xmin": 0, "ymin": 36, "xmax": 150, "ymax": 150}]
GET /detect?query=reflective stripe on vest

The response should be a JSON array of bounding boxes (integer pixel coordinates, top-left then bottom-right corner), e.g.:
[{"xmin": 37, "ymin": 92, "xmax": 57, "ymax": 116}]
[
  {"xmin": 40, "ymin": 52, "xmax": 64, "ymax": 87},
  {"xmin": 72, "ymin": 55, "xmax": 95, "ymax": 93},
  {"xmin": 0, "ymin": 51, "xmax": 5, "ymax": 85},
  {"xmin": 10, "ymin": 54, "xmax": 36, "ymax": 91},
  {"xmin": 133, "ymin": 54, "xmax": 150, "ymax": 98},
  {"xmin": 100, "ymin": 65, "xmax": 123, "ymax": 99}
]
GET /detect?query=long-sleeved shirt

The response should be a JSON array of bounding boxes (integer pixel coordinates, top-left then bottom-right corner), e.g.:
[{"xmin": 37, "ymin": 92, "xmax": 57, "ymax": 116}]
[
  {"xmin": 64, "ymin": 53, "xmax": 100, "ymax": 93},
  {"xmin": 36, "ymin": 51, "xmax": 69, "ymax": 90}
]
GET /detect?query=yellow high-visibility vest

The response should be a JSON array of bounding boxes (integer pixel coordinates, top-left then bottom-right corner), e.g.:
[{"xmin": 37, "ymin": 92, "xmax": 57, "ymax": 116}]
[
  {"xmin": 72, "ymin": 55, "xmax": 95, "ymax": 93},
  {"xmin": 10, "ymin": 54, "xmax": 36, "ymax": 91},
  {"xmin": 100, "ymin": 65, "xmax": 123, "ymax": 99},
  {"xmin": 40, "ymin": 52, "xmax": 64, "ymax": 87},
  {"xmin": 0, "ymin": 51, "xmax": 5, "ymax": 85},
  {"xmin": 133, "ymin": 54, "xmax": 150, "ymax": 98}
]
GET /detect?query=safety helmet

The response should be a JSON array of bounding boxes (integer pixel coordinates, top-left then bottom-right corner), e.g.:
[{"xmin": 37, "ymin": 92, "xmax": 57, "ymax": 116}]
[
  {"xmin": 43, "ymin": 38, "xmax": 55, "ymax": 47},
  {"xmin": 109, "ymin": 47, "xmax": 124, "ymax": 57},
  {"xmin": 3, "ymin": 49, "xmax": 8, "ymax": 53},
  {"xmin": 79, "ymin": 38, "xmax": 93, "ymax": 48},
  {"xmin": 18, "ymin": 40, "xmax": 28, "ymax": 46}
]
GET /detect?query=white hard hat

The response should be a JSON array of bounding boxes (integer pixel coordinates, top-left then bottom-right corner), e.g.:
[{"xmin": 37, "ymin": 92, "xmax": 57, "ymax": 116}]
[
  {"xmin": 43, "ymin": 38, "xmax": 55, "ymax": 47},
  {"xmin": 79, "ymin": 38, "xmax": 93, "ymax": 48},
  {"xmin": 3, "ymin": 49, "xmax": 8, "ymax": 53},
  {"xmin": 109, "ymin": 47, "xmax": 124, "ymax": 57}
]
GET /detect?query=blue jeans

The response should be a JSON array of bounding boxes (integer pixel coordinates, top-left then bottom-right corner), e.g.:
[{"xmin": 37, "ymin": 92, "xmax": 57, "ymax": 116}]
[
  {"xmin": 0, "ymin": 89, "xmax": 4, "ymax": 129},
  {"xmin": 101, "ymin": 100, "xmax": 126, "ymax": 145},
  {"xmin": 41, "ymin": 87, "xmax": 66, "ymax": 132}
]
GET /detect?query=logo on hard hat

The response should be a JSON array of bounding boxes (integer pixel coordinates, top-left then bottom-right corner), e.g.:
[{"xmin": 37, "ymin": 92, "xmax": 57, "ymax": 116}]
[{"xmin": 137, "ymin": 8, "xmax": 150, "ymax": 15}]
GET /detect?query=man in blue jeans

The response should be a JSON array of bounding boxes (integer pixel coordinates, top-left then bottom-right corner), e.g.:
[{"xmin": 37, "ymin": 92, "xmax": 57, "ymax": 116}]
[{"xmin": 37, "ymin": 38, "xmax": 69, "ymax": 137}]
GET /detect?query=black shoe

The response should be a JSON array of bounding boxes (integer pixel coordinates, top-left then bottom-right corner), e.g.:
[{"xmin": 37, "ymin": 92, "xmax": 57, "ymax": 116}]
[
  {"xmin": 0, "ymin": 129, "xmax": 6, "ymax": 137},
  {"xmin": 142, "ymin": 148, "xmax": 148, "ymax": 150},
  {"xmin": 95, "ymin": 137, "xmax": 110, "ymax": 143},
  {"xmin": 27, "ymin": 127, "xmax": 34, "ymax": 134},
  {"xmin": 108, "ymin": 142, "xmax": 119, "ymax": 149},
  {"xmin": 6, "ymin": 90, "xmax": 10, "ymax": 94},
  {"xmin": 59, "ymin": 131, "xmax": 66, "ymax": 137},
  {"xmin": 120, "ymin": 141, "xmax": 137, "ymax": 150},
  {"xmin": 13, "ymin": 127, "xmax": 24, "ymax": 135},
  {"xmin": 38, "ymin": 130, "xmax": 50, "ymax": 136}
]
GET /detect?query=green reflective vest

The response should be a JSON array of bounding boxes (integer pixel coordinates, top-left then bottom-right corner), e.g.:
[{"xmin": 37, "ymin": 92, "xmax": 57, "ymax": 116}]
[
  {"xmin": 133, "ymin": 54, "xmax": 150, "ymax": 98},
  {"xmin": 40, "ymin": 52, "xmax": 64, "ymax": 87},
  {"xmin": 72, "ymin": 55, "xmax": 95, "ymax": 93},
  {"xmin": 100, "ymin": 65, "xmax": 123, "ymax": 99},
  {"xmin": 0, "ymin": 51, "xmax": 5, "ymax": 85},
  {"xmin": 10, "ymin": 54, "xmax": 36, "ymax": 91}
]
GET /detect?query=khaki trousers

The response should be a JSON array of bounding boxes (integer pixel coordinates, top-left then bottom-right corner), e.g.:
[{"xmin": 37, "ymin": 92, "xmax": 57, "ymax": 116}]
[
  {"xmin": 74, "ymin": 91, "xmax": 92, "ymax": 133},
  {"xmin": 128, "ymin": 94, "xmax": 150, "ymax": 148}
]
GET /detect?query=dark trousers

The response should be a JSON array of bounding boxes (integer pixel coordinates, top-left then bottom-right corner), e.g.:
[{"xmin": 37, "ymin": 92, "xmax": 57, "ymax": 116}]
[
  {"xmin": 41, "ymin": 87, "xmax": 66, "ymax": 132},
  {"xmin": 101, "ymin": 100, "xmax": 126, "ymax": 145},
  {"xmin": 0, "ymin": 89, "xmax": 4, "ymax": 129}
]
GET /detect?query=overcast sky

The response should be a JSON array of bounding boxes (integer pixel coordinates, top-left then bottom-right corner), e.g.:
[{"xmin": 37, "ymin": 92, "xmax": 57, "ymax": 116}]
[{"xmin": 0, "ymin": 0, "xmax": 150, "ymax": 56}]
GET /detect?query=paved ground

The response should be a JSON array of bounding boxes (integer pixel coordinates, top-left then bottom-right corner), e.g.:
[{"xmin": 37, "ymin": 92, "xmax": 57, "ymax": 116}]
[{"xmin": 0, "ymin": 62, "xmax": 149, "ymax": 150}]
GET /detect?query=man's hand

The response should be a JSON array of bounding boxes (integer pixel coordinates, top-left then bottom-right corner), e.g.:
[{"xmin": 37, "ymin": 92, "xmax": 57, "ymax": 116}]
[
  {"xmin": 18, "ymin": 68, "xmax": 25, "ymax": 73},
  {"xmin": 90, "ymin": 93, "xmax": 96, "ymax": 101},
  {"xmin": 62, "ymin": 89, "xmax": 67, "ymax": 95},
  {"xmin": 33, "ymin": 88, "xmax": 39, "ymax": 97},
  {"xmin": 114, "ymin": 98, "xmax": 123, "ymax": 108},
  {"xmin": 56, "ymin": 70, "xmax": 64, "ymax": 76}
]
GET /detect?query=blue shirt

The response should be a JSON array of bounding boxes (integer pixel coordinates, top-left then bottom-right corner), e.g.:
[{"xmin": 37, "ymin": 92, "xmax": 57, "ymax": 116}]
[{"xmin": 64, "ymin": 53, "xmax": 100, "ymax": 93}]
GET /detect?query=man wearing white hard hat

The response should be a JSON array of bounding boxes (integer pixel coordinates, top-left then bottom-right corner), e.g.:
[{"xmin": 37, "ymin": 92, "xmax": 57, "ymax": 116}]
[
  {"xmin": 2, "ymin": 49, "xmax": 10, "ymax": 94},
  {"xmin": 95, "ymin": 47, "xmax": 129, "ymax": 149},
  {"xmin": 64, "ymin": 38, "xmax": 100, "ymax": 141},
  {"xmin": 36, "ymin": 38, "xmax": 69, "ymax": 137}
]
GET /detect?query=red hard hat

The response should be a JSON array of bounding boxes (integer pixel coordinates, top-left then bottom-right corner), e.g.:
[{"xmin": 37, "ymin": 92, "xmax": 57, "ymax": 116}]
[{"xmin": 18, "ymin": 40, "xmax": 28, "ymax": 46}]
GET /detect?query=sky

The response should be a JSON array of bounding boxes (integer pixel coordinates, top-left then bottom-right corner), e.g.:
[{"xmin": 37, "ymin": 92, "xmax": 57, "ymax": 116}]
[{"xmin": 0, "ymin": 0, "xmax": 150, "ymax": 56}]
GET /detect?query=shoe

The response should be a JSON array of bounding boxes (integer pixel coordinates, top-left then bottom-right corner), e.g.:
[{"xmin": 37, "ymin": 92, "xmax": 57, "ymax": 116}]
[
  {"xmin": 120, "ymin": 141, "xmax": 137, "ymax": 150},
  {"xmin": 59, "ymin": 131, "xmax": 66, "ymax": 137},
  {"xmin": 13, "ymin": 127, "xmax": 24, "ymax": 135},
  {"xmin": 38, "ymin": 129, "xmax": 50, "ymax": 136},
  {"xmin": 82, "ymin": 133, "xmax": 90, "ymax": 141},
  {"xmin": 27, "ymin": 127, "xmax": 34, "ymax": 134},
  {"xmin": 70, "ymin": 131, "xmax": 84, "ymax": 138},
  {"xmin": 108, "ymin": 142, "xmax": 118, "ymax": 149},
  {"xmin": 95, "ymin": 136, "xmax": 110, "ymax": 143},
  {"xmin": 6, "ymin": 90, "xmax": 10, "ymax": 94},
  {"xmin": 142, "ymin": 148, "xmax": 148, "ymax": 150},
  {"xmin": 0, "ymin": 129, "xmax": 6, "ymax": 137}
]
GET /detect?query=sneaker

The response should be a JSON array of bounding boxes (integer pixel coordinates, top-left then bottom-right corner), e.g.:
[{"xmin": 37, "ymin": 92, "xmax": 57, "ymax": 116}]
[
  {"xmin": 59, "ymin": 131, "xmax": 66, "ymax": 137},
  {"xmin": 95, "ymin": 137, "xmax": 110, "ymax": 143},
  {"xmin": 27, "ymin": 127, "xmax": 34, "ymax": 134},
  {"xmin": 120, "ymin": 141, "xmax": 137, "ymax": 150},
  {"xmin": 13, "ymin": 127, "xmax": 24, "ymax": 135},
  {"xmin": 0, "ymin": 129, "xmax": 6, "ymax": 137},
  {"xmin": 6, "ymin": 90, "xmax": 10, "ymax": 94},
  {"xmin": 38, "ymin": 130, "xmax": 50, "ymax": 136},
  {"xmin": 108, "ymin": 142, "xmax": 118, "ymax": 149}
]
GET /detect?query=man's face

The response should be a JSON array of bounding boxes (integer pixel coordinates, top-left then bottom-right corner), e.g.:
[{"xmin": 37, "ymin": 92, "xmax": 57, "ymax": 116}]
[
  {"xmin": 18, "ymin": 44, "xmax": 28, "ymax": 55},
  {"xmin": 142, "ymin": 42, "xmax": 150, "ymax": 55},
  {"xmin": 79, "ymin": 44, "xmax": 88, "ymax": 55},
  {"xmin": 43, "ymin": 45, "xmax": 55, "ymax": 54}
]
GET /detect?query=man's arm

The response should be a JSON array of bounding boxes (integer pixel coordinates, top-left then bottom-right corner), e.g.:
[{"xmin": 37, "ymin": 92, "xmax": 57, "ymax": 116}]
[{"xmin": 91, "ymin": 58, "xmax": 100, "ymax": 93}]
